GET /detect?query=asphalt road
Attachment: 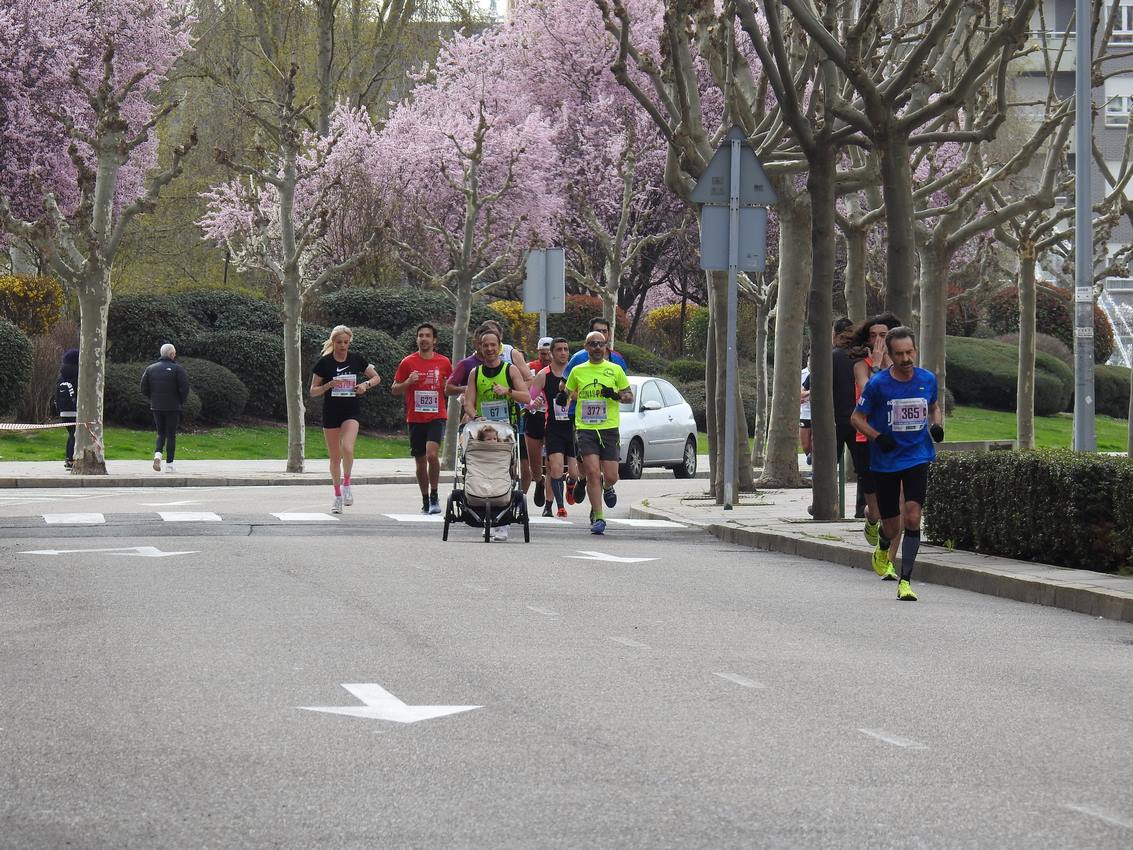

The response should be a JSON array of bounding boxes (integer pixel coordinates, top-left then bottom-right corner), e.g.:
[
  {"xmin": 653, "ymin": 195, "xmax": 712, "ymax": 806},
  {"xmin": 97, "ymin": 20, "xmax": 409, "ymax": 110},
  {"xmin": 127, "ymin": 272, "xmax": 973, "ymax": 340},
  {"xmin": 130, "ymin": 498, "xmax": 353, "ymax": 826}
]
[{"xmin": 2, "ymin": 481, "xmax": 1132, "ymax": 848}]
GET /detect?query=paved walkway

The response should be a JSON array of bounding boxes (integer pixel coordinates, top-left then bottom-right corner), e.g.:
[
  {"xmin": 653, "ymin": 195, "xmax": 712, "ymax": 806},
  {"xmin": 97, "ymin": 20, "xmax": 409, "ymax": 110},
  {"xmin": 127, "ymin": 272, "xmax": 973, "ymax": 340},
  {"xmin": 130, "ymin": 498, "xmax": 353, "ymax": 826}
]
[
  {"xmin": 628, "ymin": 487, "xmax": 1133, "ymax": 625},
  {"xmin": 1, "ymin": 458, "xmax": 1129, "ymax": 624}
]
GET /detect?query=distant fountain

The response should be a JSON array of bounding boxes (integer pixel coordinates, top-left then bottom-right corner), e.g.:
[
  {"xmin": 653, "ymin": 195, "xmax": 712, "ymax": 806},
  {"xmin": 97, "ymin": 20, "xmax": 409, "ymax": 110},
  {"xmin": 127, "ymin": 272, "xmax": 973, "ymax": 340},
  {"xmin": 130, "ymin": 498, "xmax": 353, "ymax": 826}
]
[{"xmin": 1099, "ymin": 289, "xmax": 1133, "ymax": 368}]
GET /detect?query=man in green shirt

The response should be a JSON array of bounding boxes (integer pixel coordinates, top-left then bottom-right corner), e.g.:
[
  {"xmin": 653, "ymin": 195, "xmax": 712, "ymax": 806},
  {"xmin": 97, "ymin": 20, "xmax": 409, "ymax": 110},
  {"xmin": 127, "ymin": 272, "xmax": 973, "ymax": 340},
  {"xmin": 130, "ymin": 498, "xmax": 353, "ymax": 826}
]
[{"xmin": 562, "ymin": 331, "xmax": 633, "ymax": 534}]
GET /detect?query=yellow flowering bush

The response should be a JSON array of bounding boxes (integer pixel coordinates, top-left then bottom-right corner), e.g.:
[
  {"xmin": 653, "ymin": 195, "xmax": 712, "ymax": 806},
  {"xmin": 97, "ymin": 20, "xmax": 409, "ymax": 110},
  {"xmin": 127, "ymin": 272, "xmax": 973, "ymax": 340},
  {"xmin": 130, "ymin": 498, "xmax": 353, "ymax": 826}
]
[
  {"xmin": 0, "ymin": 275, "xmax": 65, "ymax": 336},
  {"xmin": 643, "ymin": 302, "xmax": 696, "ymax": 358},
  {"xmin": 487, "ymin": 299, "xmax": 539, "ymax": 352}
]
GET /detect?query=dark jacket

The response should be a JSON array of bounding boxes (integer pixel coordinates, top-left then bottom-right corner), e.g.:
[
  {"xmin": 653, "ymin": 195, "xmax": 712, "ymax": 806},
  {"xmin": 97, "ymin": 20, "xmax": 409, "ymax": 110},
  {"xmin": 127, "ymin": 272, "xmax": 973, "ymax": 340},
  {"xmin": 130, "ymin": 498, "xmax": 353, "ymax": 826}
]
[
  {"xmin": 140, "ymin": 357, "xmax": 190, "ymax": 412},
  {"xmin": 56, "ymin": 352, "xmax": 79, "ymax": 419}
]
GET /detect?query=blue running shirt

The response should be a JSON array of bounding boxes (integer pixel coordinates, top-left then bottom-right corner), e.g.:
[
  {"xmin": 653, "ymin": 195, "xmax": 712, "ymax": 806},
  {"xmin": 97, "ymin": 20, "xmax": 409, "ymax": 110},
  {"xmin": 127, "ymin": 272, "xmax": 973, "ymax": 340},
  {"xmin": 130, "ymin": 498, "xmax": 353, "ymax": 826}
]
[{"xmin": 856, "ymin": 367, "xmax": 938, "ymax": 473}]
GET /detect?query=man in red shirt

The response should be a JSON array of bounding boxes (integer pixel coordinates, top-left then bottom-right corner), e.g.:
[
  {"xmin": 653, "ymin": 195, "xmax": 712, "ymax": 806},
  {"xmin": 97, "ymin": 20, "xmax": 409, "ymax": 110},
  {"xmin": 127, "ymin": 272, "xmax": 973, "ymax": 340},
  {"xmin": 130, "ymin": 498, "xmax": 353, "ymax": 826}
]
[{"xmin": 392, "ymin": 323, "xmax": 453, "ymax": 514}]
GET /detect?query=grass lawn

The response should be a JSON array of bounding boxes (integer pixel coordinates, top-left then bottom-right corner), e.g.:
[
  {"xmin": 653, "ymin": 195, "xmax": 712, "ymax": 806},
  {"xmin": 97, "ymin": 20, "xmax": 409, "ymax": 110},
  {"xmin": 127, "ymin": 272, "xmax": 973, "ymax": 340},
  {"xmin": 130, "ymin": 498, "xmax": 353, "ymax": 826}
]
[
  {"xmin": 1, "ymin": 404, "xmax": 1127, "ymax": 462},
  {"xmin": 692, "ymin": 404, "xmax": 1130, "ymax": 455},
  {"xmin": 0, "ymin": 424, "xmax": 409, "ymax": 462}
]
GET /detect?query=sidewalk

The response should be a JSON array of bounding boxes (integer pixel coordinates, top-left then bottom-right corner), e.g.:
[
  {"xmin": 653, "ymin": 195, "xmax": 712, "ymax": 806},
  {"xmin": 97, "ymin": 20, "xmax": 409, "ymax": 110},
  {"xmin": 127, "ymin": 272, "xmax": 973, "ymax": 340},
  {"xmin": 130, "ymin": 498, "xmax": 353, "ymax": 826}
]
[
  {"xmin": 0, "ymin": 456, "xmax": 710, "ymax": 489},
  {"xmin": 629, "ymin": 488, "xmax": 1133, "ymax": 625}
]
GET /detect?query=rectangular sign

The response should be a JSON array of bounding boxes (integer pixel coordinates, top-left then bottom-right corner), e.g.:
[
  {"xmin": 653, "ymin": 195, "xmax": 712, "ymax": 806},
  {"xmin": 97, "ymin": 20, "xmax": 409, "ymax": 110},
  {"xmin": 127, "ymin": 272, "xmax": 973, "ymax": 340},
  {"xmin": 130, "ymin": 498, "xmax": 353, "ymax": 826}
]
[
  {"xmin": 1075, "ymin": 326, "xmax": 1094, "ymax": 338},
  {"xmin": 1075, "ymin": 287, "xmax": 1093, "ymax": 302},
  {"xmin": 523, "ymin": 248, "xmax": 566, "ymax": 313},
  {"xmin": 698, "ymin": 206, "xmax": 768, "ymax": 272}
]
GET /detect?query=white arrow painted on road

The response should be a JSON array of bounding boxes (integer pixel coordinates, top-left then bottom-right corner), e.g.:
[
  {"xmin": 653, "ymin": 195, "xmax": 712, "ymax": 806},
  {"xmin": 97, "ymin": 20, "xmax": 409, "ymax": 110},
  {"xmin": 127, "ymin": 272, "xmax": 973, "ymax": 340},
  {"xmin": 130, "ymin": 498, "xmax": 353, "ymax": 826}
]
[
  {"xmin": 299, "ymin": 683, "xmax": 481, "ymax": 724},
  {"xmin": 21, "ymin": 545, "xmax": 198, "ymax": 558},
  {"xmin": 139, "ymin": 500, "xmax": 202, "ymax": 506},
  {"xmin": 564, "ymin": 550, "xmax": 658, "ymax": 563}
]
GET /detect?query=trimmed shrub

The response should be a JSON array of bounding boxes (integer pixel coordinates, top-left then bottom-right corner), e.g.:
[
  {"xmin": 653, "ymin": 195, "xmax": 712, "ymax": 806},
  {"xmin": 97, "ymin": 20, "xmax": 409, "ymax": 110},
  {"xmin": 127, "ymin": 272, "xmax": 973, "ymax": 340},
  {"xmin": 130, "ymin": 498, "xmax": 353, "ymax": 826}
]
[
  {"xmin": 0, "ymin": 275, "xmax": 65, "ymax": 336},
  {"xmin": 171, "ymin": 290, "xmax": 280, "ymax": 333},
  {"xmin": 1095, "ymin": 364, "xmax": 1130, "ymax": 419},
  {"xmin": 546, "ymin": 294, "xmax": 629, "ymax": 343},
  {"xmin": 0, "ymin": 317, "xmax": 33, "ymax": 416},
  {"xmin": 946, "ymin": 335, "xmax": 1073, "ymax": 415},
  {"xmin": 682, "ymin": 306, "xmax": 710, "ymax": 356},
  {"xmin": 614, "ymin": 340, "xmax": 669, "ymax": 375},
  {"xmin": 180, "ymin": 331, "xmax": 286, "ymax": 418},
  {"xmin": 926, "ymin": 450, "xmax": 1133, "ymax": 572},
  {"xmin": 675, "ymin": 373, "xmax": 758, "ymax": 434},
  {"xmin": 104, "ymin": 361, "xmax": 201, "ymax": 428},
  {"xmin": 986, "ymin": 285, "xmax": 1115, "ymax": 364},
  {"xmin": 316, "ymin": 287, "xmax": 509, "ymax": 341},
  {"xmin": 107, "ymin": 295, "xmax": 204, "ymax": 363},
  {"xmin": 177, "ymin": 358, "xmax": 250, "ymax": 423},
  {"xmin": 994, "ymin": 332, "xmax": 1073, "ymax": 367},
  {"xmin": 644, "ymin": 303, "xmax": 700, "ymax": 358},
  {"xmin": 665, "ymin": 359, "xmax": 707, "ymax": 383},
  {"xmin": 946, "ymin": 283, "xmax": 980, "ymax": 337}
]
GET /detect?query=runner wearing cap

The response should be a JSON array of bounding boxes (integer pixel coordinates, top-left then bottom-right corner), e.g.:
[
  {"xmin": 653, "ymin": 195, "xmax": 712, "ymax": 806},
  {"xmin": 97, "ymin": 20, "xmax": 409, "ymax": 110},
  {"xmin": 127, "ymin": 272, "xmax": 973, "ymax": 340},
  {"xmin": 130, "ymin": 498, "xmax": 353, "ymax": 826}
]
[
  {"xmin": 531, "ymin": 337, "xmax": 573, "ymax": 518},
  {"xmin": 524, "ymin": 336, "xmax": 554, "ymax": 513}
]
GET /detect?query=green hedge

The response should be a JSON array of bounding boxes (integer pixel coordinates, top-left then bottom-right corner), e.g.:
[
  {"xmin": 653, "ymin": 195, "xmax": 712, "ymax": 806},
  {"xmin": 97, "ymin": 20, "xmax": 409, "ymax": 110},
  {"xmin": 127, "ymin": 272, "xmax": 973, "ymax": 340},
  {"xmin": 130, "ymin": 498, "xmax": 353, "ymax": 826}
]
[
  {"xmin": 1095, "ymin": 365, "xmax": 1130, "ymax": 419},
  {"xmin": 614, "ymin": 340, "xmax": 669, "ymax": 375},
  {"xmin": 171, "ymin": 290, "xmax": 280, "ymax": 333},
  {"xmin": 985, "ymin": 285, "xmax": 1115, "ymax": 364},
  {"xmin": 181, "ymin": 331, "xmax": 286, "ymax": 418},
  {"xmin": 675, "ymin": 372, "xmax": 758, "ymax": 434},
  {"xmin": 926, "ymin": 450, "xmax": 1133, "ymax": 572},
  {"xmin": 946, "ymin": 336, "xmax": 1072, "ymax": 415},
  {"xmin": 546, "ymin": 294, "xmax": 629, "ymax": 344},
  {"xmin": 0, "ymin": 317, "xmax": 32, "ymax": 416},
  {"xmin": 396, "ymin": 324, "xmax": 454, "ymax": 360},
  {"xmin": 104, "ymin": 361, "xmax": 201, "ymax": 428},
  {"xmin": 107, "ymin": 295, "xmax": 204, "ymax": 363},
  {"xmin": 317, "ymin": 287, "xmax": 505, "ymax": 340},
  {"xmin": 665, "ymin": 359, "xmax": 706, "ymax": 383},
  {"xmin": 177, "ymin": 358, "xmax": 249, "ymax": 424}
]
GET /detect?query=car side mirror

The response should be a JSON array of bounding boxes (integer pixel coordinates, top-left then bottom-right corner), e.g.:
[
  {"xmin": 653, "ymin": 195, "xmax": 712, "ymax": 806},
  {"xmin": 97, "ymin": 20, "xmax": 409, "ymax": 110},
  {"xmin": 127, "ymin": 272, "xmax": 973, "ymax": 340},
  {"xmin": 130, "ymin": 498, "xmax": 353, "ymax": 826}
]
[{"xmin": 641, "ymin": 399, "xmax": 662, "ymax": 411}]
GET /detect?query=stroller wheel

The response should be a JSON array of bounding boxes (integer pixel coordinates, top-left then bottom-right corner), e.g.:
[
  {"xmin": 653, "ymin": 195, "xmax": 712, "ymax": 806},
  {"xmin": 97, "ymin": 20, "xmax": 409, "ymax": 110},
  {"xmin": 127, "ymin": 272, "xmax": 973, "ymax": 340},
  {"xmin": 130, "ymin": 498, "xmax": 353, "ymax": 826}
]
[
  {"xmin": 523, "ymin": 516, "xmax": 530, "ymax": 543},
  {"xmin": 484, "ymin": 511, "xmax": 492, "ymax": 543}
]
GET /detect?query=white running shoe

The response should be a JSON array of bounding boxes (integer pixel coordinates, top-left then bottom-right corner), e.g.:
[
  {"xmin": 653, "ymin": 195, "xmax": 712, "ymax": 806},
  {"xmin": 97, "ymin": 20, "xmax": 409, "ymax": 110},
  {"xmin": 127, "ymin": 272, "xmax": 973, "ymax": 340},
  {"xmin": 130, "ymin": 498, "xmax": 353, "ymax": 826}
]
[
  {"xmin": 491, "ymin": 525, "xmax": 509, "ymax": 542},
  {"xmin": 153, "ymin": 452, "xmax": 162, "ymax": 472},
  {"xmin": 331, "ymin": 495, "xmax": 344, "ymax": 514},
  {"xmin": 164, "ymin": 463, "xmax": 176, "ymax": 474},
  {"xmin": 342, "ymin": 485, "xmax": 353, "ymax": 506}
]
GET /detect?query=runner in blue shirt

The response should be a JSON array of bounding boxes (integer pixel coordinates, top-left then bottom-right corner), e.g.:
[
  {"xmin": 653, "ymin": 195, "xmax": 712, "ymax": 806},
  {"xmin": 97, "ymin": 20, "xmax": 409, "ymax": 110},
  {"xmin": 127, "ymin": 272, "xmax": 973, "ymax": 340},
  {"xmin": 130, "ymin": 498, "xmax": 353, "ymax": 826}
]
[{"xmin": 850, "ymin": 326, "xmax": 944, "ymax": 602}]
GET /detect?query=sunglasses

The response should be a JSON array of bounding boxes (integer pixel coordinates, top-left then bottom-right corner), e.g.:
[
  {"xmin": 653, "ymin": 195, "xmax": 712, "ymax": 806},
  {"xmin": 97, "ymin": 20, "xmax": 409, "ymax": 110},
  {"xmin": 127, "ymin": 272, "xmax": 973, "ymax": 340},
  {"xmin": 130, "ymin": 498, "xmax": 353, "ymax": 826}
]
[{"xmin": 585, "ymin": 341, "xmax": 606, "ymax": 348}]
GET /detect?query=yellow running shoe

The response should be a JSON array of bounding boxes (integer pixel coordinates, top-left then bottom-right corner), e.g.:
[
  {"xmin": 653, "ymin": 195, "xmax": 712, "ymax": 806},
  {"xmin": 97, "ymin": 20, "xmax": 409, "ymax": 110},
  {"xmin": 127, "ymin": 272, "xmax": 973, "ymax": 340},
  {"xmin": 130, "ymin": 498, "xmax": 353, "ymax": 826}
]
[
  {"xmin": 871, "ymin": 545, "xmax": 891, "ymax": 577},
  {"xmin": 864, "ymin": 519, "xmax": 880, "ymax": 546},
  {"xmin": 880, "ymin": 564, "xmax": 899, "ymax": 581},
  {"xmin": 897, "ymin": 580, "xmax": 918, "ymax": 601}
]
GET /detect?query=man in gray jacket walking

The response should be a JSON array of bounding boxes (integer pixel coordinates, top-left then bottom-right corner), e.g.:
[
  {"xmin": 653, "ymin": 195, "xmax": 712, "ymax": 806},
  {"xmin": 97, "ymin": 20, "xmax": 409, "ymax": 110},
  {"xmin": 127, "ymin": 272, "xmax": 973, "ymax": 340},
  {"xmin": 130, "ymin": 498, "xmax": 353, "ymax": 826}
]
[{"xmin": 140, "ymin": 343, "xmax": 190, "ymax": 473}]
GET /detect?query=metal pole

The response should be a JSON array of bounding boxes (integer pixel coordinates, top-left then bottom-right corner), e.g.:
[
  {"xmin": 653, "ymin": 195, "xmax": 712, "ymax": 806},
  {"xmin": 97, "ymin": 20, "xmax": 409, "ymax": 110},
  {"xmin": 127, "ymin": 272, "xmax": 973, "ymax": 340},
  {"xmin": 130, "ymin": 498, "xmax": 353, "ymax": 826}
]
[
  {"xmin": 723, "ymin": 133, "xmax": 741, "ymax": 510},
  {"xmin": 1074, "ymin": 0, "xmax": 1096, "ymax": 451},
  {"xmin": 539, "ymin": 310, "xmax": 547, "ymax": 339},
  {"xmin": 838, "ymin": 447, "xmax": 846, "ymax": 520}
]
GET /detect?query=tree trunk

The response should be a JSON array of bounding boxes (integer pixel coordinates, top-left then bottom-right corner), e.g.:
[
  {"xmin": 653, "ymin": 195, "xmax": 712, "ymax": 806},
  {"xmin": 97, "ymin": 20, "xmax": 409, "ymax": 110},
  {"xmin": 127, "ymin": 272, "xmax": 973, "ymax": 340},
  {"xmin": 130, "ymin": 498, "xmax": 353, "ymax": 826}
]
[
  {"xmin": 445, "ymin": 271, "xmax": 475, "ymax": 471},
  {"xmin": 807, "ymin": 143, "xmax": 837, "ymax": 519},
  {"xmin": 878, "ymin": 131, "xmax": 916, "ymax": 323},
  {"xmin": 602, "ymin": 258, "xmax": 620, "ymax": 345},
  {"xmin": 750, "ymin": 296, "xmax": 770, "ymax": 469},
  {"xmin": 843, "ymin": 221, "xmax": 867, "ymax": 322},
  {"xmin": 918, "ymin": 235, "xmax": 950, "ymax": 407},
  {"xmin": 71, "ymin": 277, "xmax": 110, "ymax": 475},
  {"xmin": 1017, "ymin": 245, "xmax": 1038, "ymax": 450},
  {"xmin": 757, "ymin": 182, "xmax": 809, "ymax": 488},
  {"xmin": 316, "ymin": 0, "xmax": 335, "ymax": 136},
  {"xmin": 282, "ymin": 281, "xmax": 306, "ymax": 473}
]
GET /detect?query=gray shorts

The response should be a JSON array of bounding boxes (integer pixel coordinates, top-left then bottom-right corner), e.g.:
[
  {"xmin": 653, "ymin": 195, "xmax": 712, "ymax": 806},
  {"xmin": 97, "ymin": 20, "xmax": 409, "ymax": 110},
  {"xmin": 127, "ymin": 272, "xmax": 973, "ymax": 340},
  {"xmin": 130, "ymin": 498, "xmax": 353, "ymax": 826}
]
[{"xmin": 576, "ymin": 428, "xmax": 620, "ymax": 462}]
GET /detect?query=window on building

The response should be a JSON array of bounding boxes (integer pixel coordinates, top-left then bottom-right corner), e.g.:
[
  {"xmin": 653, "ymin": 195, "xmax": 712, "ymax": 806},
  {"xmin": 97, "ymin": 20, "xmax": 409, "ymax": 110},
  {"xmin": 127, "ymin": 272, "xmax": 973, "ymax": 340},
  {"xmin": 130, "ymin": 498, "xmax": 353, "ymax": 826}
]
[
  {"xmin": 1111, "ymin": 3, "xmax": 1133, "ymax": 41},
  {"xmin": 1107, "ymin": 96, "xmax": 1132, "ymax": 127}
]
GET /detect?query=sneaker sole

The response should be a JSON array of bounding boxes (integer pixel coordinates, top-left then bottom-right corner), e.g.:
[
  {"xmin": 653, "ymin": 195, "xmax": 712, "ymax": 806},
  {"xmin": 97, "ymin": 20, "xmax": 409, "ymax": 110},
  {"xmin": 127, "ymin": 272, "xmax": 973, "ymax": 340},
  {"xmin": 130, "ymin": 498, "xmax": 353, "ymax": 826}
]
[
  {"xmin": 153, "ymin": 460, "xmax": 161, "ymax": 472},
  {"xmin": 881, "ymin": 571, "xmax": 899, "ymax": 581}
]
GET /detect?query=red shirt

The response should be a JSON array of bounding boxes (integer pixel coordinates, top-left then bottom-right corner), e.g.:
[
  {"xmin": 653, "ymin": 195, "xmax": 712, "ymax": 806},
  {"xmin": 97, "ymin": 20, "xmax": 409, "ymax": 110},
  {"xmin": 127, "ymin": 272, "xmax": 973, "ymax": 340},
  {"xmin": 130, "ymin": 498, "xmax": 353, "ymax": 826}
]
[{"xmin": 395, "ymin": 351, "xmax": 453, "ymax": 423}]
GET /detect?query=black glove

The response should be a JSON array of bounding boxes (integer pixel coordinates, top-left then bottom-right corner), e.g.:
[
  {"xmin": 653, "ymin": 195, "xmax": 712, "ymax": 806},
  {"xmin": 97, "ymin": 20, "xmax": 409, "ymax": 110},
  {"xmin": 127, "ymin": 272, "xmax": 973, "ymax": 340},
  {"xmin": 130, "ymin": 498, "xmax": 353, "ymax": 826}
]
[
  {"xmin": 600, "ymin": 385, "xmax": 621, "ymax": 401},
  {"xmin": 929, "ymin": 423, "xmax": 944, "ymax": 443},
  {"xmin": 555, "ymin": 390, "xmax": 568, "ymax": 408},
  {"xmin": 875, "ymin": 433, "xmax": 898, "ymax": 452}
]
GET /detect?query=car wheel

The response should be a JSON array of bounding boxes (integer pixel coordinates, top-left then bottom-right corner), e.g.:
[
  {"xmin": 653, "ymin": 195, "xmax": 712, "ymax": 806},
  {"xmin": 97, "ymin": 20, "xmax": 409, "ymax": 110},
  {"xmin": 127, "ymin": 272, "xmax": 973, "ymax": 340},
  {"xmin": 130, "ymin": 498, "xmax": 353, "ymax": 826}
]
[
  {"xmin": 620, "ymin": 437, "xmax": 644, "ymax": 480},
  {"xmin": 673, "ymin": 436, "xmax": 697, "ymax": 479}
]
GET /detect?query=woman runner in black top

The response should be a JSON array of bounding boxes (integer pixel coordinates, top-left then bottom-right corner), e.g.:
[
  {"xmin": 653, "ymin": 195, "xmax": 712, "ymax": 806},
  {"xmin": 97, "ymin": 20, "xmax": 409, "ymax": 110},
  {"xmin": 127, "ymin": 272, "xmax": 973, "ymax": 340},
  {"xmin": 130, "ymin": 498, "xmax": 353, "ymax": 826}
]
[{"xmin": 310, "ymin": 325, "xmax": 381, "ymax": 514}]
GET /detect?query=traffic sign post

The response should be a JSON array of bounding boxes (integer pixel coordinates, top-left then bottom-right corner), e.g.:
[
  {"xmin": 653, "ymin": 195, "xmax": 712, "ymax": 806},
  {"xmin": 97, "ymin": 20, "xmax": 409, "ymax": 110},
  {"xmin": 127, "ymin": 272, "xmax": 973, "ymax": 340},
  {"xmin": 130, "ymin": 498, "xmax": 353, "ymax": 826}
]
[
  {"xmin": 691, "ymin": 127, "xmax": 777, "ymax": 509},
  {"xmin": 524, "ymin": 248, "xmax": 566, "ymax": 337}
]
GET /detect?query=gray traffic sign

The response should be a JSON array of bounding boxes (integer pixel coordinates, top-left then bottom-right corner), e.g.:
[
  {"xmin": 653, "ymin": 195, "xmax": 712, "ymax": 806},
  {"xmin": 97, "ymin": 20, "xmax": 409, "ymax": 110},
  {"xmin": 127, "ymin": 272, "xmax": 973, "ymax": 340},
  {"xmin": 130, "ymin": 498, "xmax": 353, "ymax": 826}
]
[
  {"xmin": 698, "ymin": 206, "xmax": 768, "ymax": 271},
  {"xmin": 690, "ymin": 127, "xmax": 777, "ymax": 206},
  {"xmin": 523, "ymin": 248, "xmax": 566, "ymax": 314}
]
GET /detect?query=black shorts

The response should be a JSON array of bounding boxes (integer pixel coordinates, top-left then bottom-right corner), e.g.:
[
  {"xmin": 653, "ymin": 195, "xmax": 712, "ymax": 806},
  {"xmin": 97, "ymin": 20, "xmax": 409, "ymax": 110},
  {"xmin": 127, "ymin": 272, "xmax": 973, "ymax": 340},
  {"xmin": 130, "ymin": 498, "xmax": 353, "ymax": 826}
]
[
  {"xmin": 576, "ymin": 427, "xmax": 620, "ymax": 462},
  {"xmin": 800, "ymin": 419, "xmax": 812, "ymax": 429},
  {"xmin": 322, "ymin": 408, "xmax": 359, "ymax": 430},
  {"xmin": 408, "ymin": 419, "xmax": 446, "ymax": 457},
  {"xmin": 523, "ymin": 410, "xmax": 546, "ymax": 440},
  {"xmin": 544, "ymin": 426, "xmax": 575, "ymax": 459},
  {"xmin": 875, "ymin": 463, "xmax": 930, "ymax": 520}
]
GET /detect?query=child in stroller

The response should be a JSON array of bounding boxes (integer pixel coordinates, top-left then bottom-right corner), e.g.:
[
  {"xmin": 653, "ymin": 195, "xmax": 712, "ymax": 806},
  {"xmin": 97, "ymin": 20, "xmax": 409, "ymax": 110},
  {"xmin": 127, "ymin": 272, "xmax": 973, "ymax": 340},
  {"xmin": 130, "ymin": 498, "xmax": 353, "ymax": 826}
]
[{"xmin": 442, "ymin": 419, "xmax": 530, "ymax": 542}]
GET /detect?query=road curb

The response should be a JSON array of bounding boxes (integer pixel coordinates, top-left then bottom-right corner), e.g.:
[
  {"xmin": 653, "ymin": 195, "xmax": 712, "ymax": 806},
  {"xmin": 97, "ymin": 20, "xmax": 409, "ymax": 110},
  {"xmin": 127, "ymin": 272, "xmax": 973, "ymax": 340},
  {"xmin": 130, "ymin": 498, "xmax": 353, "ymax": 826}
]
[{"xmin": 630, "ymin": 504, "xmax": 1133, "ymax": 624}]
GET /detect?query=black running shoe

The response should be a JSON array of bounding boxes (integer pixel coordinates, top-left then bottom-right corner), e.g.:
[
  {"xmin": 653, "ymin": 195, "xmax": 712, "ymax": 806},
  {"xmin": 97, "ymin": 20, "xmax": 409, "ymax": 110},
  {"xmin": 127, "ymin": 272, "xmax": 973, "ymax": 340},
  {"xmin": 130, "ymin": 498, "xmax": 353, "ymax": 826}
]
[
  {"xmin": 573, "ymin": 478, "xmax": 587, "ymax": 505},
  {"xmin": 533, "ymin": 482, "xmax": 545, "ymax": 507},
  {"xmin": 541, "ymin": 503, "xmax": 553, "ymax": 517}
]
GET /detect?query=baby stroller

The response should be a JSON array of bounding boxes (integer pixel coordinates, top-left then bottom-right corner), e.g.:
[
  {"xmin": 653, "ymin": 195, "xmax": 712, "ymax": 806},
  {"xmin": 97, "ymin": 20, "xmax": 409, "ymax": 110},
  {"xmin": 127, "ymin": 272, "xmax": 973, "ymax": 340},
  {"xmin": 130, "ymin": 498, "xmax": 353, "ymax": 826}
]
[{"xmin": 442, "ymin": 419, "xmax": 530, "ymax": 543}]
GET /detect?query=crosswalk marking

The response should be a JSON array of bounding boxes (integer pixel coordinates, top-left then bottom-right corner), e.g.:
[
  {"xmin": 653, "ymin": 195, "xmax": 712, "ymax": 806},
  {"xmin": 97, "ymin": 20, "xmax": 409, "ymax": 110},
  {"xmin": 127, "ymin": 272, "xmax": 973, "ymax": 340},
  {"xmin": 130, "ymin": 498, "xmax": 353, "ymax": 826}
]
[
  {"xmin": 606, "ymin": 518, "xmax": 686, "ymax": 528},
  {"xmin": 42, "ymin": 513, "xmax": 105, "ymax": 524},
  {"xmin": 158, "ymin": 512, "xmax": 221, "ymax": 522},
  {"xmin": 271, "ymin": 513, "xmax": 339, "ymax": 522},
  {"xmin": 384, "ymin": 514, "xmax": 442, "ymax": 522}
]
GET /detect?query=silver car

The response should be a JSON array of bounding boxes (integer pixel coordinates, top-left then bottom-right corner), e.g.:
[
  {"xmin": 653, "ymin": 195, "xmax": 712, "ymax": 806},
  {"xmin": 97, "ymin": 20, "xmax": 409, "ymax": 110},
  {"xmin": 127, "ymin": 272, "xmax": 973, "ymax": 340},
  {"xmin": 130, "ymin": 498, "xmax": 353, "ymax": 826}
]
[{"xmin": 617, "ymin": 375, "xmax": 698, "ymax": 479}]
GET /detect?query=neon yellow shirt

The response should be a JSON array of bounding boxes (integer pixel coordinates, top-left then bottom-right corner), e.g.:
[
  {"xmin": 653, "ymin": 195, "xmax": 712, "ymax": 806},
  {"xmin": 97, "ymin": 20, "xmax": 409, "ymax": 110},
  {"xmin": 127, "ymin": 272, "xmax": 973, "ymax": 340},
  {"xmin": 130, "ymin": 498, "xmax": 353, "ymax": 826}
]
[{"xmin": 565, "ymin": 360, "xmax": 629, "ymax": 430}]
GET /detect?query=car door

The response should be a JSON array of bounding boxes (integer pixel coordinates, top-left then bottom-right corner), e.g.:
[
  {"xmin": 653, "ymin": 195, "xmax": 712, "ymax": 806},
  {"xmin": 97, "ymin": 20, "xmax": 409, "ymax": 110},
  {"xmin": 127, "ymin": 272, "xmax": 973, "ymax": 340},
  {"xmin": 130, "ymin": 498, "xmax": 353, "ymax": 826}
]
[
  {"xmin": 635, "ymin": 380, "xmax": 671, "ymax": 460},
  {"xmin": 656, "ymin": 379, "xmax": 692, "ymax": 461}
]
